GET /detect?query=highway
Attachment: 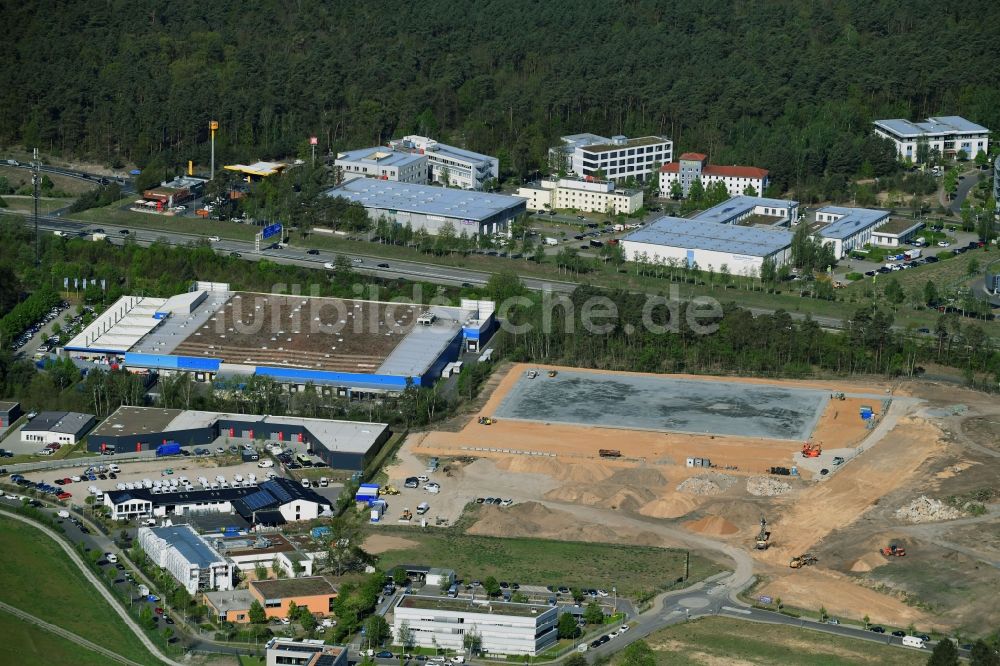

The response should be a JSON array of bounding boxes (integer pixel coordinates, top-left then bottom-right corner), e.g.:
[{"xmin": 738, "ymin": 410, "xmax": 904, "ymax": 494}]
[{"xmin": 2, "ymin": 160, "xmax": 134, "ymax": 194}]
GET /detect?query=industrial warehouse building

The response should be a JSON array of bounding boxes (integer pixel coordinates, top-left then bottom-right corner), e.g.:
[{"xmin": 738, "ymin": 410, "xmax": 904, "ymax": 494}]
[
  {"xmin": 138, "ymin": 524, "xmax": 234, "ymax": 594},
  {"xmin": 516, "ymin": 177, "xmax": 643, "ymax": 215},
  {"xmin": 20, "ymin": 411, "xmax": 95, "ymax": 446},
  {"xmin": 0, "ymin": 401, "xmax": 21, "ymax": 428},
  {"xmin": 63, "ymin": 283, "xmax": 496, "ymax": 396},
  {"xmin": 326, "ymin": 178, "xmax": 525, "ymax": 237},
  {"xmin": 89, "ymin": 406, "xmax": 390, "ymax": 469},
  {"xmin": 104, "ymin": 477, "xmax": 333, "ymax": 525},
  {"xmin": 393, "ymin": 595, "xmax": 559, "ymax": 656},
  {"xmin": 389, "ymin": 136, "xmax": 499, "ymax": 190},
  {"xmin": 812, "ymin": 206, "xmax": 891, "ymax": 259},
  {"xmin": 621, "ymin": 215, "xmax": 794, "ymax": 274}
]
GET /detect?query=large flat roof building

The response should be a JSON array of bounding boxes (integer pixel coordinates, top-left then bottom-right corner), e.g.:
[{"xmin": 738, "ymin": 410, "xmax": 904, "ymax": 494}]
[
  {"xmin": 621, "ymin": 215, "xmax": 793, "ymax": 275},
  {"xmin": 138, "ymin": 524, "xmax": 233, "ymax": 594},
  {"xmin": 550, "ymin": 133, "xmax": 672, "ymax": 183},
  {"xmin": 691, "ymin": 195, "xmax": 798, "ymax": 226},
  {"xmin": 389, "ymin": 136, "xmax": 499, "ymax": 191},
  {"xmin": 334, "ymin": 147, "xmax": 428, "ymax": 185},
  {"xmin": 393, "ymin": 595, "xmax": 559, "ymax": 656},
  {"xmin": 872, "ymin": 116, "xmax": 989, "ymax": 163},
  {"xmin": 327, "ymin": 179, "xmax": 525, "ymax": 237},
  {"xmin": 813, "ymin": 206, "xmax": 891, "ymax": 259},
  {"xmin": 21, "ymin": 411, "xmax": 95, "ymax": 446}
]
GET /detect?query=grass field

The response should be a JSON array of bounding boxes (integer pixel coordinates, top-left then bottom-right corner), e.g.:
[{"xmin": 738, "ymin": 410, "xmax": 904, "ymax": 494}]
[
  {"xmin": 0, "ymin": 165, "xmax": 98, "ymax": 196},
  {"xmin": 0, "ymin": 516, "xmax": 157, "ymax": 664},
  {"xmin": 0, "ymin": 611, "xmax": 114, "ymax": 666},
  {"xmin": 626, "ymin": 617, "xmax": 920, "ymax": 666},
  {"xmin": 370, "ymin": 529, "xmax": 722, "ymax": 599},
  {"xmin": 1, "ymin": 195, "xmax": 72, "ymax": 214},
  {"xmin": 69, "ymin": 199, "xmax": 259, "ymax": 241}
]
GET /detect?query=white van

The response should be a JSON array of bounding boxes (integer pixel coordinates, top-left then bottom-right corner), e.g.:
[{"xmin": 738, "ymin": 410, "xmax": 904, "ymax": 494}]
[{"xmin": 902, "ymin": 636, "xmax": 925, "ymax": 649}]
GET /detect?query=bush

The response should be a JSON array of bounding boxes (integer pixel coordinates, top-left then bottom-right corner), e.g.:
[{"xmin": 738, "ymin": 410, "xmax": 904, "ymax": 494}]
[{"xmin": 845, "ymin": 272, "xmax": 863, "ymax": 281}]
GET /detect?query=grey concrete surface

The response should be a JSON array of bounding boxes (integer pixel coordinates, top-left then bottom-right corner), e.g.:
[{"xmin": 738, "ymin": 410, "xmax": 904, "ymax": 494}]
[{"xmin": 494, "ymin": 370, "xmax": 828, "ymax": 440}]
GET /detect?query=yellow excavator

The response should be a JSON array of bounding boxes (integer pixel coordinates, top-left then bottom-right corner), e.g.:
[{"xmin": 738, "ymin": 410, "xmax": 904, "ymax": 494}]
[
  {"xmin": 755, "ymin": 517, "xmax": 770, "ymax": 550},
  {"xmin": 789, "ymin": 553, "xmax": 818, "ymax": 568}
]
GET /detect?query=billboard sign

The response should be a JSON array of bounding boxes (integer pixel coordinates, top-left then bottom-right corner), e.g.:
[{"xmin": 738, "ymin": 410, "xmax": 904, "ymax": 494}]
[
  {"xmin": 261, "ymin": 223, "xmax": 283, "ymax": 239},
  {"xmin": 309, "ymin": 136, "xmax": 318, "ymax": 145}
]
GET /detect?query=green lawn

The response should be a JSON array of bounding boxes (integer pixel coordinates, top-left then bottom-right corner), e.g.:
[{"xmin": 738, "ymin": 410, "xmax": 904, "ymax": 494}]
[
  {"xmin": 1, "ymin": 196, "xmax": 72, "ymax": 214},
  {"xmin": 0, "ymin": 516, "xmax": 158, "ymax": 664},
  {"xmin": 69, "ymin": 199, "xmax": 258, "ymax": 241},
  {"xmin": 0, "ymin": 611, "xmax": 115, "ymax": 666},
  {"xmin": 626, "ymin": 616, "xmax": 920, "ymax": 666},
  {"xmin": 371, "ymin": 528, "xmax": 722, "ymax": 600}
]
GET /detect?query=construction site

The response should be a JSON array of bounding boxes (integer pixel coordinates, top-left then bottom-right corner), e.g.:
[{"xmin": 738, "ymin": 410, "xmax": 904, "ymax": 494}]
[{"xmin": 385, "ymin": 363, "xmax": 1000, "ymax": 635}]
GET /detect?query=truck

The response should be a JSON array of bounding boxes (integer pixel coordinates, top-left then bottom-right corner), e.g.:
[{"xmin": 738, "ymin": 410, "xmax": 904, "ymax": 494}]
[
  {"xmin": 53, "ymin": 230, "xmax": 65, "ymax": 237},
  {"xmin": 370, "ymin": 500, "xmax": 387, "ymax": 523},
  {"xmin": 544, "ymin": 237, "xmax": 559, "ymax": 246},
  {"xmin": 310, "ymin": 526, "xmax": 332, "ymax": 539},
  {"xmin": 155, "ymin": 442, "xmax": 181, "ymax": 457},
  {"xmin": 598, "ymin": 449, "xmax": 622, "ymax": 458},
  {"xmin": 92, "ymin": 232, "xmax": 107, "ymax": 241},
  {"xmin": 904, "ymin": 248, "xmax": 921, "ymax": 260},
  {"xmin": 902, "ymin": 636, "xmax": 925, "ymax": 649}
]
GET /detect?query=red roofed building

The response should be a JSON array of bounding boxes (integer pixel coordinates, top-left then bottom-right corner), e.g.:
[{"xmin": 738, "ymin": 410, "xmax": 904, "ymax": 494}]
[{"xmin": 660, "ymin": 153, "xmax": 768, "ymax": 198}]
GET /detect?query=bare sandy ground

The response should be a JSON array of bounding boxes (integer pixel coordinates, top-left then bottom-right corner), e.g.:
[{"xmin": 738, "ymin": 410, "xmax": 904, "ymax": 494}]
[{"xmin": 364, "ymin": 534, "xmax": 419, "ymax": 554}]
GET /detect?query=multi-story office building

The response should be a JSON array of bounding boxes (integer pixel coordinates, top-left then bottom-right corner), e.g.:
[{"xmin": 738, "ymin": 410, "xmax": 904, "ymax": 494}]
[
  {"xmin": 137, "ymin": 525, "xmax": 234, "ymax": 594},
  {"xmin": 872, "ymin": 116, "xmax": 989, "ymax": 163},
  {"xmin": 659, "ymin": 153, "xmax": 769, "ymax": 197},
  {"xmin": 389, "ymin": 136, "xmax": 499, "ymax": 190},
  {"xmin": 334, "ymin": 147, "xmax": 428, "ymax": 184},
  {"xmin": 549, "ymin": 133, "xmax": 672, "ymax": 182},
  {"xmin": 517, "ymin": 177, "xmax": 643, "ymax": 215}
]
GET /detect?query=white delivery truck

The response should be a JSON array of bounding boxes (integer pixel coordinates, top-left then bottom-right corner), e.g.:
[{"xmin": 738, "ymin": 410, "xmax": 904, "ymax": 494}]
[
  {"xmin": 92, "ymin": 232, "xmax": 107, "ymax": 241},
  {"xmin": 544, "ymin": 236, "xmax": 559, "ymax": 246},
  {"xmin": 902, "ymin": 636, "xmax": 925, "ymax": 649},
  {"xmin": 370, "ymin": 500, "xmax": 387, "ymax": 523},
  {"xmin": 905, "ymin": 248, "xmax": 921, "ymax": 260}
]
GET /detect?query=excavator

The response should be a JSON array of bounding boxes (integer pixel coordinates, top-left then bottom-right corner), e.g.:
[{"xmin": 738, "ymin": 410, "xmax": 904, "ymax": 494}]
[
  {"xmin": 880, "ymin": 543, "xmax": 906, "ymax": 557},
  {"xmin": 477, "ymin": 416, "xmax": 495, "ymax": 425},
  {"xmin": 755, "ymin": 517, "xmax": 771, "ymax": 550},
  {"xmin": 383, "ymin": 484, "xmax": 401, "ymax": 496},
  {"xmin": 801, "ymin": 442, "xmax": 822, "ymax": 458},
  {"xmin": 789, "ymin": 553, "xmax": 818, "ymax": 568}
]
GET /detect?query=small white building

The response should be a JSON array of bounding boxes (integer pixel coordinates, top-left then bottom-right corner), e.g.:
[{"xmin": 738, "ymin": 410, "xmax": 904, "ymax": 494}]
[
  {"xmin": 872, "ymin": 116, "xmax": 990, "ymax": 162},
  {"xmin": 334, "ymin": 147, "xmax": 428, "ymax": 184},
  {"xmin": 550, "ymin": 133, "xmax": 673, "ymax": 183},
  {"xmin": 425, "ymin": 567, "xmax": 456, "ymax": 588},
  {"xmin": 393, "ymin": 595, "xmax": 559, "ymax": 656},
  {"xmin": 659, "ymin": 153, "xmax": 769, "ymax": 198},
  {"xmin": 517, "ymin": 177, "xmax": 643, "ymax": 215},
  {"xmin": 870, "ymin": 218, "xmax": 923, "ymax": 248},
  {"xmin": 265, "ymin": 639, "xmax": 347, "ymax": 666},
  {"xmin": 20, "ymin": 411, "xmax": 95, "ymax": 447},
  {"xmin": 389, "ymin": 136, "xmax": 498, "ymax": 190},
  {"xmin": 138, "ymin": 525, "xmax": 233, "ymax": 595},
  {"xmin": 813, "ymin": 206, "xmax": 891, "ymax": 259}
]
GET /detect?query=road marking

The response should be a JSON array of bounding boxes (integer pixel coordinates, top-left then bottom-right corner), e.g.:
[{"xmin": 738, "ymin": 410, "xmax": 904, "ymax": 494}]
[{"xmin": 721, "ymin": 606, "xmax": 752, "ymax": 615}]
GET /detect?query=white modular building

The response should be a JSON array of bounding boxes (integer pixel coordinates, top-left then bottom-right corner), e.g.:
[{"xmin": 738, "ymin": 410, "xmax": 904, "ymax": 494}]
[
  {"xmin": 516, "ymin": 177, "xmax": 643, "ymax": 215},
  {"xmin": 393, "ymin": 595, "xmax": 559, "ymax": 656},
  {"xmin": 389, "ymin": 136, "xmax": 499, "ymax": 190},
  {"xmin": 872, "ymin": 116, "xmax": 989, "ymax": 162},
  {"xmin": 550, "ymin": 133, "xmax": 673, "ymax": 183},
  {"xmin": 621, "ymin": 215, "xmax": 793, "ymax": 275},
  {"xmin": 138, "ymin": 525, "xmax": 233, "ymax": 594},
  {"xmin": 813, "ymin": 206, "xmax": 891, "ymax": 259},
  {"xmin": 334, "ymin": 147, "xmax": 428, "ymax": 184}
]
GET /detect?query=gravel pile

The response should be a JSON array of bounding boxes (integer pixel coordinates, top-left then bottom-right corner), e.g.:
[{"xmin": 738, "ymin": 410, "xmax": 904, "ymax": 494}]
[
  {"xmin": 677, "ymin": 474, "xmax": 736, "ymax": 496},
  {"xmin": 746, "ymin": 476, "xmax": 791, "ymax": 497},
  {"xmin": 894, "ymin": 496, "xmax": 963, "ymax": 523}
]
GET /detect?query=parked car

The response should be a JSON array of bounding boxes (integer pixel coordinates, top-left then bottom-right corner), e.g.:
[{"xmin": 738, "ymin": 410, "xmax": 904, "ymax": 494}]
[
  {"xmin": 423, "ymin": 483, "xmax": 440, "ymax": 493},
  {"xmin": 307, "ymin": 249, "xmax": 320, "ymax": 255}
]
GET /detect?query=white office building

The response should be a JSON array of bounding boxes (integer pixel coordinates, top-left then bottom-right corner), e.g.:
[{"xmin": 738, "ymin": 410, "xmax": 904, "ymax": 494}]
[
  {"xmin": 138, "ymin": 525, "xmax": 234, "ymax": 595},
  {"xmin": 517, "ymin": 177, "xmax": 643, "ymax": 215},
  {"xmin": 550, "ymin": 133, "xmax": 672, "ymax": 183},
  {"xmin": 20, "ymin": 411, "xmax": 95, "ymax": 447},
  {"xmin": 659, "ymin": 153, "xmax": 769, "ymax": 198},
  {"xmin": 265, "ymin": 639, "xmax": 347, "ymax": 666},
  {"xmin": 389, "ymin": 136, "xmax": 499, "ymax": 190},
  {"xmin": 393, "ymin": 595, "xmax": 559, "ymax": 656},
  {"xmin": 334, "ymin": 147, "xmax": 428, "ymax": 184},
  {"xmin": 872, "ymin": 116, "xmax": 989, "ymax": 163},
  {"xmin": 813, "ymin": 206, "xmax": 891, "ymax": 260}
]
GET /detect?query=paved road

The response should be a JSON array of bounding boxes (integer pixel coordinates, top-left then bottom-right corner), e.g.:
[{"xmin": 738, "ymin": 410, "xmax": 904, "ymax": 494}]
[
  {"xmin": 948, "ymin": 169, "xmax": 983, "ymax": 214},
  {"xmin": 0, "ymin": 509, "xmax": 183, "ymax": 665},
  {"xmin": 1, "ymin": 159, "xmax": 134, "ymax": 193},
  {"xmin": 0, "ymin": 599, "xmax": 145, "ymax": 665}
]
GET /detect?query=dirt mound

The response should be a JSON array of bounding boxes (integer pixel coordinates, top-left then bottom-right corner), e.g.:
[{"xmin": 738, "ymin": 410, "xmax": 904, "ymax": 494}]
[
  {"xmin": 494, "ymin": 456, "xmax": 614, "ymax": 484},
  {"xmin": 747, "ymin": 476, "xmax": 791, "ymax": 496},
  {"xmin": 682, "ymin": 514, "xmax": 739, "ymax": 536},
  {"xmin": 677, "ymin": 474, "xmax": 736, "ymax": 496},
  {"xmin": 638, "ymin": 494, "xmax": 700, "ymax": 519},
  {"xmin": 850, "ymin": 552, "xmax": 888, "ymax": 573},
  {"xmin": 895, "ymin": 496, "xmax": 963, "ymax": 523},
  {"xmin": 364, "ymin": 534, "xmax": 419, "ymax": 554},
  {"xmin": 467, "ymin": 501, "xmax": 662, "ymax": 545},
  {"xmin": 606, "ymin": 467, "xmax": 669, "ymax": 488},
  {"xmin": 543, "ymin": 483, "xmax": 657, "ymax": 511}
]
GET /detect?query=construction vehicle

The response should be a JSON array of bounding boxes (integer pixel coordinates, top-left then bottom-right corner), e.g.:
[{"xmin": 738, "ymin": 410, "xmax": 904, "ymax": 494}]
[
  {"xmin": 880, "ymin": 543, "xmax": 906, "ymax": 557},
  {"xmin": 477, "ymin": 416, "xmax": 495, "ymax": 425},
  {"xmin": 399, "ymin": 508, "xmax": 412, "ymax": 522},
  {"xmin": 547, "ymin": 370, "xmax": 558, "ymax": 377},
  {"xmin": 755, "ymin": 517, "xmax": 770, "ymax": 550},
  {"xmin": 526, "ymin": 369, "xmax": 538, "ymax": 379},
  {"xmin": 789, "ymin": 553, "xmax": 818, "ymax": 568},
  {"xmin": 831, "ymin": 392, "xmax": 845, "ymax": 400},
  {"xmin": 801, "ymin": 442, "xmax": 822, "ymax": 458},
  {"xmin": 598, "ymin": 449, "xmax": 622, "ymax": 458},
  {"xmin": 383, "ymin": 484, "xmax": 400, "ymax": 496}
]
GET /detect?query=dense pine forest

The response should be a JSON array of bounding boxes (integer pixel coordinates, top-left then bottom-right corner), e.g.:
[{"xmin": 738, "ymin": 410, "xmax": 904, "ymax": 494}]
[{"xmin": 2, "ymin": 1, "xmax": 999, "ymax": 193}]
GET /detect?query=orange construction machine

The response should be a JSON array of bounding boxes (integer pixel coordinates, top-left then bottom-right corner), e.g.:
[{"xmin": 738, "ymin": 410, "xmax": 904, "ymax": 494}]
[
  {"xmin": 880, "ymin": 543, "xmax": 906, "ymax": 557},
  {"xmin": 801, "ymin": 442, "xmax": 822, "ymax": 458}
]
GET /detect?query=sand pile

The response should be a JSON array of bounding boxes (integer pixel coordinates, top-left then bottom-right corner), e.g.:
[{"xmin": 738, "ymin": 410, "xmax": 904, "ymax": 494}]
[
  {"xmin": 895, "ymin": 496, "xmax": 963, "ymax": 523},
  {"xmin": 682, "ymin": 515, "xmax": 739, "ymax": 536},
  {"xmin": 677, "ymin": 474, "xmax": 736, "ymax": 496},
  {"xmin": 606, "ymin": 467, "xmax": 669, "ymax": 488},
  {"xmin": 850, "ymin": 552, "xmax": 889, "ymax": 573},
  {"xmin": 747, "ymin": 476, "xmax": 791, "ymax": 496},
  {"xmin": 544, "ymin": 483, "xmax": 657, "ymax": 510},
  {"xmin": 495, "ymin": 456, "xmax": 614, "ymax": 484},
  {"xmin": 638, "ymin": 494, "xmax": 700, "ymax": 519}
]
